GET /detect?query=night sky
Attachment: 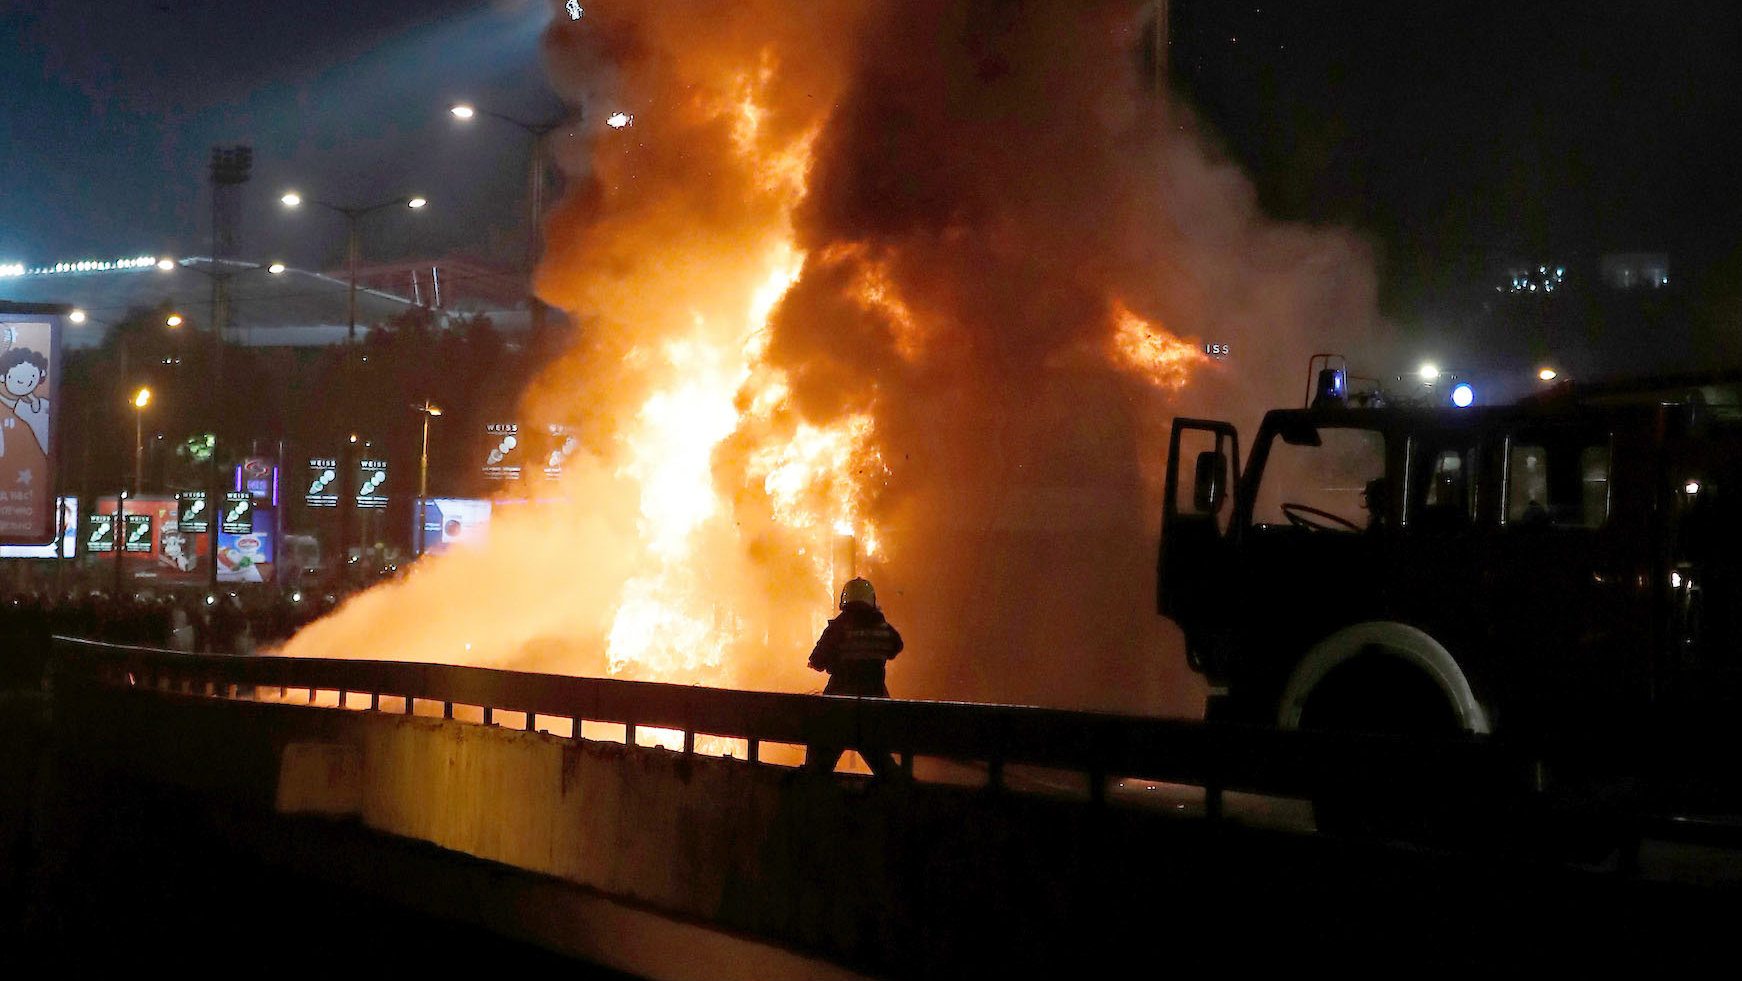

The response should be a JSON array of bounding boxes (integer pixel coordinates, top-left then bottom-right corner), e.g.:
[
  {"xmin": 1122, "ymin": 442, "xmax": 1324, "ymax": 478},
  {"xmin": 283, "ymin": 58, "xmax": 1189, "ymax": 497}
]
[
  {"xmin": 0, "ymin": 0, "xmax": 556, "ymax": 272},
  {"xmin": 1172, "ymin": 1, "xmax": 1742, "ymax": 316},
  {"xmin": 4, "ymin": 1, "xmax": 1740, "ymax": 328}
]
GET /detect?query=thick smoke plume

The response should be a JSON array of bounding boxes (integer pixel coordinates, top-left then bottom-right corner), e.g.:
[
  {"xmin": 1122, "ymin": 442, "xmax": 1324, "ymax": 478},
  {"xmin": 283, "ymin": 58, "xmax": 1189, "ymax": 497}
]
[{"xmin": 282, "ymin": 1, "xmax": 1379, "ymax": 719}]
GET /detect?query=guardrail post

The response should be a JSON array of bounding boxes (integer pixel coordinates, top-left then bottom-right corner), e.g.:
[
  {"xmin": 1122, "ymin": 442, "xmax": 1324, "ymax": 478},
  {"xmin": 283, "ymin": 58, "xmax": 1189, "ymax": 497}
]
[
  {"xmin": 483, "ymin": 706, "xmax": 494, "ymax": 726},
  {"xmin": 901, "ymin": 752, "xmax": 915, "ymax": 779},
  {"xmin": 625, "ymin": 722, "xmax": 637, "ymax": 747},
  {"xmin": 337, "ymin": 690, "xmax": 346, "ymax": 709},
  {"xmin": 443, "ymin": 701, "xmax": 453, "ymax": 720},
  {"xmin": 748, "ymin": 738, "xmax": 761, "ymax": 763},
  {"xmin": 369, "ymin": 692, "xmax": 379, "ymax": 712},
  {"xmin": 683, "ymin": 729, "xmax": 695, "ymax": 755},
  {"xmin": 986, "ymin": 758, "xmax": 1004, "ymax": 792}
]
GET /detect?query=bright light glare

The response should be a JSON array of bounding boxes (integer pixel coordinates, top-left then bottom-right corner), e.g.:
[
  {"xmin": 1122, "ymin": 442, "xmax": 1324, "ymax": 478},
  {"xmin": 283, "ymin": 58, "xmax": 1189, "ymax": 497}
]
[
  {"xmin": 606, "ymin": 112, "xmax": 633, "ymax": 129},
  {"xmin": 165, "ymin": 314, "xmax": 184, "ymax": 328},
  {"xmin": 68, "ymin": 309, "xmax": 87, "ymax": 324},
  {"xmin": 407, "ymin": 197, "xmax": 428, "ymax": 209},
  {"xmin": 268, "ymin": 262, "xmax": 287, "ymax": 275},
  {"xmin": 280, "ymin": 192, "xmax": 302, "ymax": 208},
  {"xmin": 1538, "ymin": 367, "xmax": 1557, "ymax": 382},
  {"xmin": 133, "ymin": 388, "xmax": 151, "ymax": 409},
  {"xmin": 155, "ymin": 258, "xmax": 176, "ymax": 271},
  {"xmin": 1451, "ymin": 382, "xmax": 1475, "ymax": 408},
  {"xmin": 450, "ymin": 104, "xmax": 475, "ymax": 120},
  {"xmin": 567, "ymin": 0, "xmax": 582, "ymax": 20},
  {"xmin": 1418, "ymin": 363, "xmax": 1441, "ymax": 382},
  {"xmin": 1686, "ymin": 480, "xmax": 1702, "ymax": 496}
]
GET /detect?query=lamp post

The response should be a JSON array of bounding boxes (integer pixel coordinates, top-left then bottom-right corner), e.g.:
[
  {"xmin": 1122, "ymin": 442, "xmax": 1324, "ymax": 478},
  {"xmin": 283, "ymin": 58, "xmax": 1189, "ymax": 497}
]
[
  {"xmin": 280, "ymin": 192, "xmax": 426, "ymax": 343},
  {"xmin": 132, "ymin": 387, "xmax": 151, "ymax": 495},
  {"xmin": 413, "ymin": 400, "xmax": 443, "ymax": 558},
  {"xmin": 450, "ymin": 103, "xmax": 567, "ymax": 337}
]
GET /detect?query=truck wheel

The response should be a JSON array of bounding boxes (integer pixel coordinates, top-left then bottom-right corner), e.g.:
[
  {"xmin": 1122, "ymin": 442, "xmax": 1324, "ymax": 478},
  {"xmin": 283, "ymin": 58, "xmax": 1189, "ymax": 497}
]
[{"xmin": 1298, "ymin": 653, "xmax": 1480, "ymax": 844}]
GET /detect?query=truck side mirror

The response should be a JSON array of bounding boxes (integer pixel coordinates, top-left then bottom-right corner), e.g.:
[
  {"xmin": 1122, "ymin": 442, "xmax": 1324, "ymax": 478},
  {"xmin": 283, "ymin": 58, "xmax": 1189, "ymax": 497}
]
[{"xmin": 1193, "ymin": 450, "xmax": 1227, "ymax": 513}]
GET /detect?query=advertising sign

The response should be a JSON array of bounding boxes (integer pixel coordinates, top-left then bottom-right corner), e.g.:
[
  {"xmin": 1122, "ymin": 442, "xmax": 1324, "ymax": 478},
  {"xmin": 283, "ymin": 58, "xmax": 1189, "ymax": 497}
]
[
  {"xmin": 237, "ymin": 456, "xmax": 277, "ymax": 503},
  {"xmin": 356, "ymin": 458, "xmax": 389, "ymax": 509},
  {"xmin": 85, "ymin": 513, "xmax": 115, "ymax": 553},
  {"xmin": 221, "ymin": 491, "xmax": 253, "ymax": 535},
  {"xmin": 305, "ymin": 457, "xmax": 338, "ymax": 508},
  {"xmin": 89, "ymin": 496, "xmax": 210, "ymax": 578},
  {"xmin": 122, "ymin": 514, "xmax": 153, "ymax": 553},
  {"xmin": 414, "ymin": 497, "xmax": 492, "ymax": 556},
  {"xmin": 217, "ymin": 530, "xmax": 273, "ymax": 583},
  {"xmin": 0, "ymin": 314, "xmax": 62, "ymax": 545},
  {"xmin": 541, "ymin": 424, "xmax": 578, "ymax": 480},
  {"xmin": 482, "ymin": 422, "xmax": 522, "ymax": 481},
  {"xmin": 177, "ymin": 491, "xmax": 210, "ymax": 533},
  {"xmin": 0, "ymin": 496, "xmax": 76, "ymax": 559}
]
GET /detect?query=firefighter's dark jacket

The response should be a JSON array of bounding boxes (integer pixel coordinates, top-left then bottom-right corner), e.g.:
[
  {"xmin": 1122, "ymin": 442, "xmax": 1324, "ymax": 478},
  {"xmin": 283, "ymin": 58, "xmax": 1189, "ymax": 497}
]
[{"xmin": 808, "ymin": 602, "xmax": 903, "ymax": 696}]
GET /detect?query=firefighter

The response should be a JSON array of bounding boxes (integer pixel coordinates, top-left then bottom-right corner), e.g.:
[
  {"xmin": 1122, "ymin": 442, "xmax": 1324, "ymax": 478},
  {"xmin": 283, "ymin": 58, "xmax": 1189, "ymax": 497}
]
[{"xmin": 805, "ymin": 577, "xmax": 903, "ymax": 777}]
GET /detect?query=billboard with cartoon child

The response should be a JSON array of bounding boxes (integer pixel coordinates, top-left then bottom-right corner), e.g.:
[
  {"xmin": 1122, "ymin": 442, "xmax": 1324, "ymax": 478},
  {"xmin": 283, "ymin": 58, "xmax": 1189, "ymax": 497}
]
[{"xmin": 0, "ymin": 313, "xmax": 60, "ymax": 544}]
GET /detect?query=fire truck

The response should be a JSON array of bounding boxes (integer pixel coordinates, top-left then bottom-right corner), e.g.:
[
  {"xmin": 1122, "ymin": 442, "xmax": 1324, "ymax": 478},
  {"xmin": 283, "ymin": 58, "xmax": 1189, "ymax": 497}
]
[{"xmin": 1158, "ymin": 361, "xmax": 1742, "ymax": 829}]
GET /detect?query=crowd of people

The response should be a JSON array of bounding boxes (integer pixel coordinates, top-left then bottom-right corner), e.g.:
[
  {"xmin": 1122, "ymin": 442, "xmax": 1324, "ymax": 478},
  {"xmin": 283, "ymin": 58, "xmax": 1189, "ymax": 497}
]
[{"xmin": 0, "ymin": 581, "xmax": 355, "ymax": 688}]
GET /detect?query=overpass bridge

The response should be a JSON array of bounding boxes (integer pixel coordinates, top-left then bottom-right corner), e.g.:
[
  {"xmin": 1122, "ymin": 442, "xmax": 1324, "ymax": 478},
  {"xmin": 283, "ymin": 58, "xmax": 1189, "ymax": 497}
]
[{"xmin": 5, "ymin": 637, "xmax": 1738, "ymax": 976}]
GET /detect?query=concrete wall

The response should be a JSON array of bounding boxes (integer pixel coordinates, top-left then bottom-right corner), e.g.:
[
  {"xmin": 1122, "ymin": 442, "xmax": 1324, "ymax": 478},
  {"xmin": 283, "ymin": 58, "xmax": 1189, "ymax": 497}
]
[{"xmin": 54, "ymin": 680, "xmax": 1728, "ymax": 977}]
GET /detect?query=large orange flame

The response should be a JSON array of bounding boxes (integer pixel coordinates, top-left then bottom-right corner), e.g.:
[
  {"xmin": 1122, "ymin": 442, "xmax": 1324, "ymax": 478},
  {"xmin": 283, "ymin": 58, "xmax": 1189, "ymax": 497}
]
[{"xmin": 280, "ymin": 2, "xmax": 1379, "ymax": 719}]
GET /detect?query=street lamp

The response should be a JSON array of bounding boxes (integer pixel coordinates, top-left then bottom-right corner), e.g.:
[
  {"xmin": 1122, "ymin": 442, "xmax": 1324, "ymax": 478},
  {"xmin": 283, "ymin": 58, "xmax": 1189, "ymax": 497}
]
[
  {"xmin": 166, "ymin": 313, "xmax": 184, "ymax": 328},
  {"xmin": 413, "ymin": 400, "xmax": 443, "ymax": 558},
  {"xmin": 448, "ymin": 101, "xmax": 568, "ymax": 335},
  {"xmin": 156, "ymin": 257, "xmax": 177, "ymax": 271},
  {"xmin": 281, "ymin": 190, "xmax": 428, "ymax": 342},
  {"xmin": 69, "ymin": 309, "xmax": 87, "ymax": 324},
  {"xmin": 1538, "ymin": 367, "xmax": 1559, "ymax": 382},
  {"xmin": 1418, "ymin": 363, "xmax": 1441, "ymax": 383},
  {"xmin": 132, "ymin": 387, "xmax": 152, "ymax": 495}
]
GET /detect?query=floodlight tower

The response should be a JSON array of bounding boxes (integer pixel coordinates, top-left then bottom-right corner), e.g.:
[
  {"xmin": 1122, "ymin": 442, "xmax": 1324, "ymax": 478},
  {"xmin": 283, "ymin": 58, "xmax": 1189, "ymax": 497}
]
[{"xmin": 207, "ymin": 145, "xmax": 253, "ymax": 592}]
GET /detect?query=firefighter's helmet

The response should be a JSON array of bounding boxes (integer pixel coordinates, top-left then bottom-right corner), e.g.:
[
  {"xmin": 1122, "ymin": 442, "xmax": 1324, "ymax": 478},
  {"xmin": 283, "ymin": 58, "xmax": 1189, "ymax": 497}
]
[{"xmin": 839, "ymin": 577, "xmax": 877, "ymax": 609}]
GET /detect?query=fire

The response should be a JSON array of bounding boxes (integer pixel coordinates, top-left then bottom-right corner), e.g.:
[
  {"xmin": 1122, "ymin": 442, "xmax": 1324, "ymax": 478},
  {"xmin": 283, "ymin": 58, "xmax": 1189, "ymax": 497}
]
[
  {"xmin": 1112, "ymin": 302, "xmax": 1203, "ymax": 388},
  {"xmin": 280, "ymin": 3, "xmax": 1378, "ymax": 722}
]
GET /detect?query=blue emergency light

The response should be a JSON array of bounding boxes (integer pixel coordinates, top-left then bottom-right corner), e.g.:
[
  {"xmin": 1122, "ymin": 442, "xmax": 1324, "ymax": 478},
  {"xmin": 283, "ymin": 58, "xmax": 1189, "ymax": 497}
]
[{"xmin": 1451, "ymin": 382, "xmax": 1475, "ymax": 408}]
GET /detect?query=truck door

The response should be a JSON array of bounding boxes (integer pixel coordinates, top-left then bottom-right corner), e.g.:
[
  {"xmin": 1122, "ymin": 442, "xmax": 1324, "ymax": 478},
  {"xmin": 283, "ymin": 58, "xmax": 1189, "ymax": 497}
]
[
  {"xmin": 1158, "ymin": 418, "xmax": 1238, "ymax": 628},
  {"xmin": 1481, "ymin": 427, "xmax": 1649, "ymax": 739}
]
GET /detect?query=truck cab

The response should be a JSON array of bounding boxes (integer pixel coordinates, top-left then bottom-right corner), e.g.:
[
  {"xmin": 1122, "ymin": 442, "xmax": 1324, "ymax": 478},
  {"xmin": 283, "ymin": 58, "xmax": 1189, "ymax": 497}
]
[{"xmin": 1160, "ymin": 370, "xmax": 1742, "ymax": 813}]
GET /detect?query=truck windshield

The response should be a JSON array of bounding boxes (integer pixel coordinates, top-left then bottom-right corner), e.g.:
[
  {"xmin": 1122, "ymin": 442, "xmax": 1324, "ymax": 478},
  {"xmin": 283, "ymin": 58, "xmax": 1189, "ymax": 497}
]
[{"xmin": 1251, "ymin": 425, "xmax": 1387, "ymax": 532}]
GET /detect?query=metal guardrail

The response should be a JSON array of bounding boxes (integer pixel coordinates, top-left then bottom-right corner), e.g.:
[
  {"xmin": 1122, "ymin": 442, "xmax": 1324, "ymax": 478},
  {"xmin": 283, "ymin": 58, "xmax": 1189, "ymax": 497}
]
[{"xmin": 48, "ymin": 635, "xmax": 1518, "ymax": 811}]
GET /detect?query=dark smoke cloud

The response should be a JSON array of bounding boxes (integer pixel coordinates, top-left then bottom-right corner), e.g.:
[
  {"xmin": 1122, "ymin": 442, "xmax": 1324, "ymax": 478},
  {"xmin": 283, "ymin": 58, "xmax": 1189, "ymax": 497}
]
[{"xmin": 732, "ymin": 2, "xmax": 1381, "ymax": 713}]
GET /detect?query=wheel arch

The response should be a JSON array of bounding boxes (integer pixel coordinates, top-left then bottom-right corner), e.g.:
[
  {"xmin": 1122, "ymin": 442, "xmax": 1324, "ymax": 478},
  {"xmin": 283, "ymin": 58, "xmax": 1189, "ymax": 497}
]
[{"xmin": 1276, "ymin": 621, "xmax": 1491, "ymax": 735}]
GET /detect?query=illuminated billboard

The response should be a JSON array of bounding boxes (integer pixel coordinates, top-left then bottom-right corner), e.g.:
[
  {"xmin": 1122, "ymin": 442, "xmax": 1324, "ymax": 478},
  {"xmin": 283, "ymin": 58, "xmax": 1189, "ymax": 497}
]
[
  {"xmin": 482, "ymin": 423, "xmax": 522, "ymax": 481},
  {"xmin": 414, "ymin": 498, "xmax": 492, "ymax": 555},
  {"xmin": 0, "ymin": 313, "xmax": 62, "ymax": 544},
  {"xmin": 356, "ymin": 458, "xmax": 389, "ymax": 509},
  {"xmin": 0, "ymin": 496, "xmax": 76, "ymax": 558},
  {"xmin": 305, "ymin": 457, "xmax": 338, "ymax": 507}
]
